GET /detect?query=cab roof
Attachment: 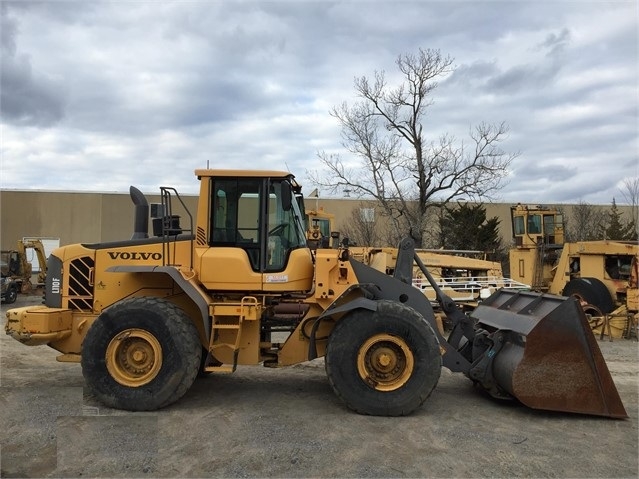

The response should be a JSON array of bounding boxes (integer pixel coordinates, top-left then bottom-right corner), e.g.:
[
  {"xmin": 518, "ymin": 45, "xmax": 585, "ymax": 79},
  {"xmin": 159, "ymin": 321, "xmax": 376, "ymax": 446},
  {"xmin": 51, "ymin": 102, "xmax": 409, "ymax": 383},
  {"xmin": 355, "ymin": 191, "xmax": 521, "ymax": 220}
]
[{"xmin": 195, "ymin": 169, "xmax": 294, "ymax": 179}]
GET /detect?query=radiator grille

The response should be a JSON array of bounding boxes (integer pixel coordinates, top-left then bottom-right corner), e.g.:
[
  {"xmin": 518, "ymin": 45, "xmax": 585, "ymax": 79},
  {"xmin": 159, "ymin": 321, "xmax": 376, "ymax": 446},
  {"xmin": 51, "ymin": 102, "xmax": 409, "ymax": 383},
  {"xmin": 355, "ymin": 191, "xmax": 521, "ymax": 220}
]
[{"xmin": 68, "ymin": 256, "xmax": 94, "ymax": 311}]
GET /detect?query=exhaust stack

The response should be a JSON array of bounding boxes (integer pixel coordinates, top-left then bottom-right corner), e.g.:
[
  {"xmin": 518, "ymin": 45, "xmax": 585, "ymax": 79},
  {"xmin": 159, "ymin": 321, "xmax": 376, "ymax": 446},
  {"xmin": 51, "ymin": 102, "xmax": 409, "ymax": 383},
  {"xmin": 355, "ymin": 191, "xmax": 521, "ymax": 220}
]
[{"xmin": 129, "ymin": 186, "xmax": 149, "ymax": 240}]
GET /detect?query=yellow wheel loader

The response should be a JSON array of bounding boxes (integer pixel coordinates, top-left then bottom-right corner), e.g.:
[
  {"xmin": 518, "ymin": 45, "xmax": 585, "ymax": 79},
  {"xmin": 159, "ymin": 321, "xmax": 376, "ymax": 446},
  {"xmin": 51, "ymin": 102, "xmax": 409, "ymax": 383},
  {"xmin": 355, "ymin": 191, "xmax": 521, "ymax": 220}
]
[
  {"xmin": 5, "ymin": 170, "xmax": 627, "ymax": 418},
  {"xmin": 509, "ymin": 204, "xmax": 639, "ymax": 337}
]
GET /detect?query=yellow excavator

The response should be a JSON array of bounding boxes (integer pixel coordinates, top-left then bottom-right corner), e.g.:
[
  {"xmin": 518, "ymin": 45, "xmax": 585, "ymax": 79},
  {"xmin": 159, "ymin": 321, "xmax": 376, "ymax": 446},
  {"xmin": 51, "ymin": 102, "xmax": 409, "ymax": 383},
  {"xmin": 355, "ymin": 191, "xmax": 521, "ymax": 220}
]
[
  {"xmin": 1, "ymin": 239, "xmax": 48, "ymax": 303},
  {"xmin": 5, "ymin": 170, "xmax": 627, "ymax": 418}
]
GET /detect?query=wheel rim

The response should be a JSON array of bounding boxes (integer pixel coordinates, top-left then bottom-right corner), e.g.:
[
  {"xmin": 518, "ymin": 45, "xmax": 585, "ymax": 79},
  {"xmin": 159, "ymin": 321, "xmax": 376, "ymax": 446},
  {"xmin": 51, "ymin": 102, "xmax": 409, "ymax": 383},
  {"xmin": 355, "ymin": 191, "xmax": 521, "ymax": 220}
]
[
  {"xmin": 106, "ymin": 328, "xmax": 163, "ymax": 387},
  {"xmin": 569, "ymin": 292, "xmax": 589, "ymax": 305},
  {"xmin": 566, "ymin": 289, "xmax": 609, "ymax": 334},
  {"xmin": 583, "ymin": 304, "xmax": 605, "ymax": 331},
  {"xmin": 357, "ymin": 333, "xmax": 414, "ymax": 391}
]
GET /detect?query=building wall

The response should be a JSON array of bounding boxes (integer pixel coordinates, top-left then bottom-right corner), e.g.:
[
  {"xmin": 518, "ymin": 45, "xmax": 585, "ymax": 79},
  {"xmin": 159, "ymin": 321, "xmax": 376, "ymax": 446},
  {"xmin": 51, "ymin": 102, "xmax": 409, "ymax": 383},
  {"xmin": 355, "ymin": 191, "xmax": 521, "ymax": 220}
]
[
  {"xmin": 2, "ymin": 191, "xmax": 100, "ymax": 248},
  {"xmin": 0, "ymin": 189, "xmax": 634, "ymax": 251},
  {"xmin": 1, "ymin": 190, "xmax": 197, "ymax": 249}
]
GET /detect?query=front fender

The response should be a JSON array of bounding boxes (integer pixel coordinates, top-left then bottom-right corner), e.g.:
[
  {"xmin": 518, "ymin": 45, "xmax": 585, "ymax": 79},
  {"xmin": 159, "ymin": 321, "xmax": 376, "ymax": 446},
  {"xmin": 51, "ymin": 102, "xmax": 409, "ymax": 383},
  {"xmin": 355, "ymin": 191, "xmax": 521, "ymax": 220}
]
[
  {"xmin": 106, "ymin": 266, "xmax": 211, "ymax": 339},
  {"xmin": 317, "ymin": 295, "xmax": 378, "ymax": 321}
]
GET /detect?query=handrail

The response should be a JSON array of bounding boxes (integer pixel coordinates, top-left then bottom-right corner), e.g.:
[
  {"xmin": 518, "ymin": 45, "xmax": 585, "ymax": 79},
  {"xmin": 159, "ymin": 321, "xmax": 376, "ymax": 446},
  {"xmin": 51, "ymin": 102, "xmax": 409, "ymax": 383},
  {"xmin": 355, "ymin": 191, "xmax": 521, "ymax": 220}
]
[
  {"xmin": 413, "ymin": 275, "xmax": 530, "ymax": 295},
  {"xmin": 159, "ymin": 187, "xmax": 194, "ymax": 270}
]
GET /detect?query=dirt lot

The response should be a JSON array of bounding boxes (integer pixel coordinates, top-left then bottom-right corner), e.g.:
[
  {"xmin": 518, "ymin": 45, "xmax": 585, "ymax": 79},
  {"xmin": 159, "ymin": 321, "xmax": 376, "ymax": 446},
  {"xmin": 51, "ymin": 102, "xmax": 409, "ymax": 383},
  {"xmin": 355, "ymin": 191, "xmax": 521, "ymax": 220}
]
[{"xmin": 1, "ymin": 293, "xmax": 637, "ymax": 478}]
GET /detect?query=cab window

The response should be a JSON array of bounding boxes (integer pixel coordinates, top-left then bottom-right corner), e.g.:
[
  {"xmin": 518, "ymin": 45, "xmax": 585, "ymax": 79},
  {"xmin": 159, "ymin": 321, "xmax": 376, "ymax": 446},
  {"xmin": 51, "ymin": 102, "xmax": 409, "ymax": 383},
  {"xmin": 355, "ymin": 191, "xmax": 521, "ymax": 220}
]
[
  {"xmin": 209, "ymin": 178, "xmax": 306, "ymax": 272},
  {"xmin": 210, "ymin": 178, "xmax": 261, "ymax": 269},
  {"xmin": 527, "ymin": 214, "xmax": 542, "ymax": 234},
  {"xmin": 513, "ymin": 216, "xmax": 525, "ymax": 236}
]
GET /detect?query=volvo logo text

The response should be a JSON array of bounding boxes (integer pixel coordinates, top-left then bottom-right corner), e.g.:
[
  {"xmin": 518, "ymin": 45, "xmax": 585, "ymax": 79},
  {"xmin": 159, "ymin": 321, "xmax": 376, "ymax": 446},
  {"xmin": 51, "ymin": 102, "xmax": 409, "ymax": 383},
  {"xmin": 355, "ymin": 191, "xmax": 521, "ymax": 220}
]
[{"xmin": 107, "ymin": 252, "xmax": 162, "ymax": 260}]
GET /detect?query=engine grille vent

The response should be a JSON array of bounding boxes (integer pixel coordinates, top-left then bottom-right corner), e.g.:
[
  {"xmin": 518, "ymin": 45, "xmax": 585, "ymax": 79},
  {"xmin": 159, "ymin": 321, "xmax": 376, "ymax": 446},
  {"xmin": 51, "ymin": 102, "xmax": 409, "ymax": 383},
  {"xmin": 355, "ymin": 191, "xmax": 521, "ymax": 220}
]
[
  {"xmin": 196, "ymin": 226, "xmax": 207, "ymax": 245},
  {"xmin": 68, "ymin": 256, "xmax": 94, "ymax": 311}
]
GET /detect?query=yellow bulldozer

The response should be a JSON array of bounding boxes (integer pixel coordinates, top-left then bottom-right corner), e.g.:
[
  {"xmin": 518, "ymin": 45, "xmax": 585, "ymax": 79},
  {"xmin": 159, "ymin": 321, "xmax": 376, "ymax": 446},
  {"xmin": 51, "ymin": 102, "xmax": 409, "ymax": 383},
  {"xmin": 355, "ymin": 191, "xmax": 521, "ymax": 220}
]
[
  {"xmin": 508, "ymin": 204, "xmax": 638, "ymax": 338},
  {"xmin": 5, "ymin": 170, "xmax": 627, "ymax": 418}
]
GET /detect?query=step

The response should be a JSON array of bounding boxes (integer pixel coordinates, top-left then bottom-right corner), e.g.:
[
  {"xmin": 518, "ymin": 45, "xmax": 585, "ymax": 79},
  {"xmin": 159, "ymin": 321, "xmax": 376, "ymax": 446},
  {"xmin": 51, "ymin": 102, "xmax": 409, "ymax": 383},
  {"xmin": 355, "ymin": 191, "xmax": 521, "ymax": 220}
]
[
  {"xmin": 212, "ymin": 324, "xmax": 241, "ymax": 330},
  {"xmin": 209, "ymin": 342, "xmax": 237, "ymax": 351},
  {"xmin": 203, "ymin": 364, "xmax": 236, "ymax": 373}
]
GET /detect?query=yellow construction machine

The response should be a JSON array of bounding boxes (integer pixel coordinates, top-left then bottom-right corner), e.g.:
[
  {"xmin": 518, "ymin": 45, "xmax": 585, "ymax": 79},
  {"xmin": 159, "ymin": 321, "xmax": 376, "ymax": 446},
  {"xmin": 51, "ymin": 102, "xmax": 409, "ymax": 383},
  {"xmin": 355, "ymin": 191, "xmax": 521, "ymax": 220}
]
[
  {"xmin": 1, "ymin": 239, "xmax": 48, "ymax": 303},
  {"xmin": 5, "ymin": 170, "xmax": 627, "ymax": 418},
  {"xmin": 304, "ymin": 207, "xmax": 337, "ymax": 250},
  {"xmin": 509, "ymin": 204, "xmax": 638, "ymax": 338},
  {"xmin": 350, "ymin": 246, "xmax": 527, "ymax": 306},
  {"xmin": 347, "ymin": 246, "xmax": 529, "ymax": 333}
]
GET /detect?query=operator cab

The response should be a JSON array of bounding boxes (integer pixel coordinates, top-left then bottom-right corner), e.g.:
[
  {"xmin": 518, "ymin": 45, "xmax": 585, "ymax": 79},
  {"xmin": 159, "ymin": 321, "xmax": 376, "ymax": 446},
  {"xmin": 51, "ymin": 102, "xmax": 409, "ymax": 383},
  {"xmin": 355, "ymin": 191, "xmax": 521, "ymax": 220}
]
[
  {"xmin": 194, "ymin": 170, "xmax": 315, "ymax": 292},
  {"xmin": 511, "ymin": 204, "xmax": 564, "ymax": 248}
]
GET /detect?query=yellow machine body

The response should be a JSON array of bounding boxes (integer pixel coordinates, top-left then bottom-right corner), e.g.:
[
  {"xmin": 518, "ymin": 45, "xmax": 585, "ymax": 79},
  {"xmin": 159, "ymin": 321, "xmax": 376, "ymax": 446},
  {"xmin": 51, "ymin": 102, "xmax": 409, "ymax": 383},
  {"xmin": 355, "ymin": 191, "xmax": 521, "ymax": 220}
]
[
  {"xmin": 509, "ymin": 204, "xmax": 638, "ymax": 335},
  {"xmin": 4, "ymin": 171, "xmax": 628, "ymax": 418}
]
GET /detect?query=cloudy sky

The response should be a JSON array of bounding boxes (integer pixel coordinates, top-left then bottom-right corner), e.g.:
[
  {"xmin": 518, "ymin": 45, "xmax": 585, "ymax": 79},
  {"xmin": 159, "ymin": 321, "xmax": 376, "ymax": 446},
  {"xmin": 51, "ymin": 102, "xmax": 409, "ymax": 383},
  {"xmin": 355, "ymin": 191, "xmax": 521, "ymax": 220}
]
[{"xmin": 1, "ymin": 1, "xmax": 637, "ymax": 205}]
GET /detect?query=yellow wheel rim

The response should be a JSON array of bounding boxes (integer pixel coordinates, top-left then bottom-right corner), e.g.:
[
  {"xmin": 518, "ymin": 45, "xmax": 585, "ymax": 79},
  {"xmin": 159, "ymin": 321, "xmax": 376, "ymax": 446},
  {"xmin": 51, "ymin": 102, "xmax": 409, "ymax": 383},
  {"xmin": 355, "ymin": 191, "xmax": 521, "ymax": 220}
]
[
  {"xmin": 357, "ymin": 333, "xmax": 414, "ymax": 391},
  {"xmin": 106, "ymin": 328, "xmax": 162, "ymax": 387}
]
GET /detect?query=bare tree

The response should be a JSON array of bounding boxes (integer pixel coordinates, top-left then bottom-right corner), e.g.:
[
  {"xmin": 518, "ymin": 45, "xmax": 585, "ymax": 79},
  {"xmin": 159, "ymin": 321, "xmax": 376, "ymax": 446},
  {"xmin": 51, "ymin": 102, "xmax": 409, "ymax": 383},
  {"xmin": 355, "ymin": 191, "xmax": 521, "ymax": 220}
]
[
  {"xmin": 620, "ymin": 177, "xmax": 639, "ymax": 209},
  {"xmin": 566, "ymin": 201, "xmax": 606, "ymax": 241},
  {"xmin": 308, "ymin": 48, "xmax": 518, "ymax": 247},
  {"xmin": 339, "ymin": 202, "xmax": 382, "ymax": 246},
  {"xmin": 619, "ymin": 177, "xmax": 639, "ymax": 239}
]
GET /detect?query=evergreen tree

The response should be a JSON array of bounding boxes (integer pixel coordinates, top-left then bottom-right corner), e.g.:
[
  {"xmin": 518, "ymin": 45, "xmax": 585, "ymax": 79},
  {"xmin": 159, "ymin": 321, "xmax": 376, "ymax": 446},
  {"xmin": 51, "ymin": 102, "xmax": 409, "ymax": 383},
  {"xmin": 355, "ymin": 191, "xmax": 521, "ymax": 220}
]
[
  {"xmin": 438, "ymin": 203, "xmax": 504, "ymax": 260},
  {"xmin": 604, "ymin": 198, "xmax": 636, "ymax": 240}
]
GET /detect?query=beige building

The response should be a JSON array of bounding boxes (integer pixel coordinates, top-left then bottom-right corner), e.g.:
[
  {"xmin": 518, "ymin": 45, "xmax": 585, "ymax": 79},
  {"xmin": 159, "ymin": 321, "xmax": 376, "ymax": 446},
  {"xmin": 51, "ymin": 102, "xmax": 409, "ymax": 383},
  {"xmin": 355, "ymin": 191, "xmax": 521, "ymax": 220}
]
[{"xmin": 0, "ymin": 189, "xmax": 634, "ymax": 253}]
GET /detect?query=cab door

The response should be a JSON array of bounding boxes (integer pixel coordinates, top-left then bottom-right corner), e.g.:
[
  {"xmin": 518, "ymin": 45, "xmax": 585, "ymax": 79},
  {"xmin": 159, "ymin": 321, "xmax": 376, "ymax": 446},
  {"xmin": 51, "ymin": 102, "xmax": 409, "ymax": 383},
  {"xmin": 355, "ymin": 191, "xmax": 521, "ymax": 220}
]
[{"xmin": 197, "ymin": 177, "xmax": 313, "ymax": 292}]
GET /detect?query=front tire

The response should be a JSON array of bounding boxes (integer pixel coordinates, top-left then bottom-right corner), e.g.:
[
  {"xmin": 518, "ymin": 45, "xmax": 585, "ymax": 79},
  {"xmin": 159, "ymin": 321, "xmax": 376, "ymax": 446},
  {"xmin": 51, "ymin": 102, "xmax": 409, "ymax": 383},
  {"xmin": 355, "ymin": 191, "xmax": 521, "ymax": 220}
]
[
  {"xmin": 82, "ymin": 297, "xmax": 201, "ymax": 411},
  {"xmin": 325, "ymin": 300, "xmax": 442, "ymax": 416}
]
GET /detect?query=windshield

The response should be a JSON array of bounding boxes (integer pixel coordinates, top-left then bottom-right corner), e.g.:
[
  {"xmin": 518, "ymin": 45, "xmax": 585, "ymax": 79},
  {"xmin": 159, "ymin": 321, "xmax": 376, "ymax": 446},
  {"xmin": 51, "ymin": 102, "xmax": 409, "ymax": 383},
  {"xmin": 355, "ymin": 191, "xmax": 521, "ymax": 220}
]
[{"xmin": 267, "ymin": 180, "xmax": 307, "ymax": 250}]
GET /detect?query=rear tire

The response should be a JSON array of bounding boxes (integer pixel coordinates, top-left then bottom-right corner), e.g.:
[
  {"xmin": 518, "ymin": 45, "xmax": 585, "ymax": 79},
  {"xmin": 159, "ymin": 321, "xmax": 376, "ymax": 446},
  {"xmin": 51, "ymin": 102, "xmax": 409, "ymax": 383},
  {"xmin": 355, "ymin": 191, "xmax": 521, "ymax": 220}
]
[
  {"xmin": 563, "ymin": 277, "xmax": 614, "ymax": 314},
  {"xmin": 82, "ymin": 297, "xmax": 201, "ymax": 411},
  {"xmin": 325, "ymin": 300, "xmax": 441, "ymax": 416}
]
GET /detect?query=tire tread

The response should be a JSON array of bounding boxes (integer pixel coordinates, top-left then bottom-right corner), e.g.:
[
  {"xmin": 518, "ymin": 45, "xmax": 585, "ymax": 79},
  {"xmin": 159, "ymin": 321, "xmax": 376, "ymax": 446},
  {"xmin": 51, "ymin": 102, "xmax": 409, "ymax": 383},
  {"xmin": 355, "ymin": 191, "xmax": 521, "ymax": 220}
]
[{"xmin": 82, "ymin": 297, "xmax": 201, "ymax": 411}]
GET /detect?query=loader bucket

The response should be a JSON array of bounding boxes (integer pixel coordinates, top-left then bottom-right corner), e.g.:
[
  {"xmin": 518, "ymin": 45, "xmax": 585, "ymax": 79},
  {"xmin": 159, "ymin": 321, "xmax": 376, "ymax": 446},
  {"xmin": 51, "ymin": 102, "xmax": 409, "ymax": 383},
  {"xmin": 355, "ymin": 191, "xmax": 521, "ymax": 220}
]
[{"xmin": 469, "ymin": 290, "xmax": 627, "ymax": 418}]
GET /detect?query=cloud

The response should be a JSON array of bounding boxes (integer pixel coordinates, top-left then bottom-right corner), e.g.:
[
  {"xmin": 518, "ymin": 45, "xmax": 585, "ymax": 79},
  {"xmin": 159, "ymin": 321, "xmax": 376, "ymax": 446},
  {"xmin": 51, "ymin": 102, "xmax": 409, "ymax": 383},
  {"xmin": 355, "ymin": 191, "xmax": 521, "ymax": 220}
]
[
  {"xmin": 537, "ymin": 28, "xmax": 571, "ymax": 56},
  {"xmin": 0, "ymin": 1, "xmax": 636, "ymax": 207},
  {"xmin": 0, "ymin": 4, "xmax": 66, "ymax": 127}
]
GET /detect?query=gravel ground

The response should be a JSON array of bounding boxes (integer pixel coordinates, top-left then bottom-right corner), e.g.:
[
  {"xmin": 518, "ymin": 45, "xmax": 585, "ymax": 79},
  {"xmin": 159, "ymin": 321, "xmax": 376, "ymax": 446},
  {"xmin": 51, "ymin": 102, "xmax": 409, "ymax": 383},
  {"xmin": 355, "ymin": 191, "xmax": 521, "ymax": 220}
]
[{"xmin": 1, "ymin": 293, "xmax": 637, "ymax": 478}]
